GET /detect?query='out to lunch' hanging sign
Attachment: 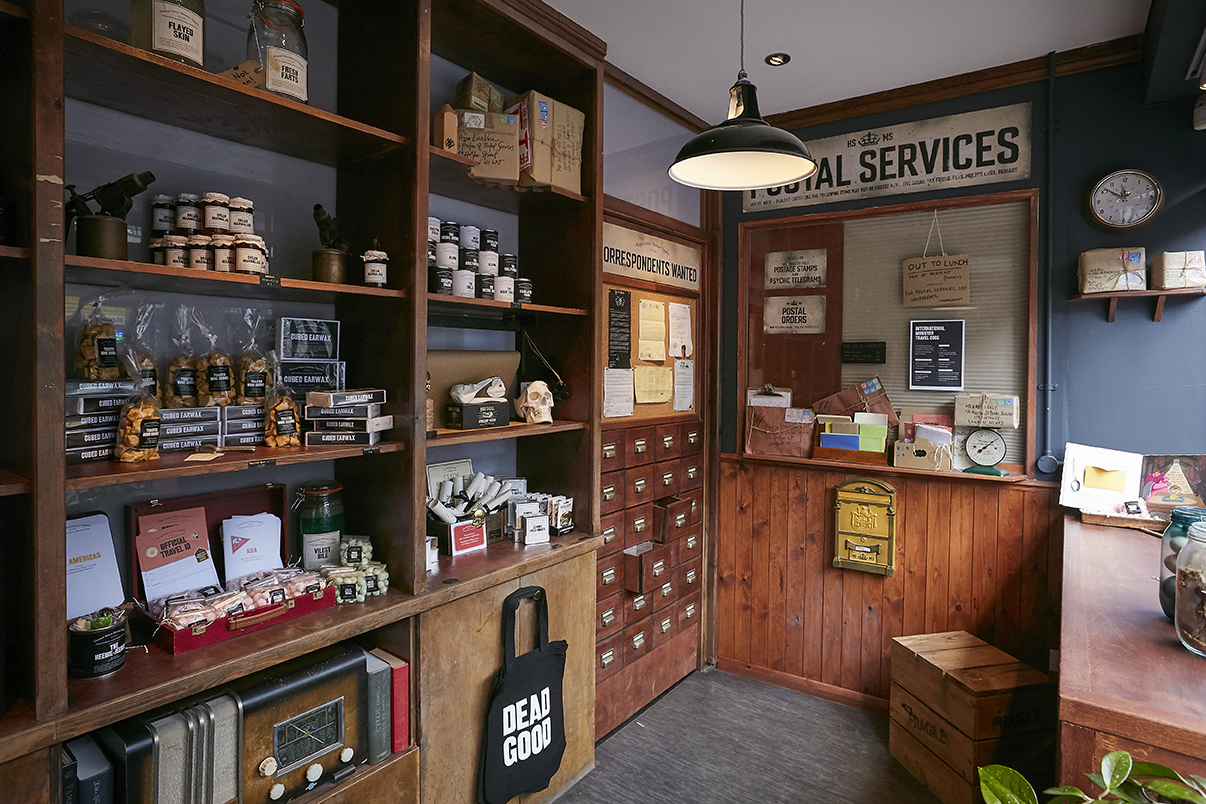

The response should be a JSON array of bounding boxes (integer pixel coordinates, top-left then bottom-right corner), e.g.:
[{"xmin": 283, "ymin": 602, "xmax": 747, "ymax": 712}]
[{"xmin": 743, "ymin": 103, "xmax": 1031, "ymax": 212}]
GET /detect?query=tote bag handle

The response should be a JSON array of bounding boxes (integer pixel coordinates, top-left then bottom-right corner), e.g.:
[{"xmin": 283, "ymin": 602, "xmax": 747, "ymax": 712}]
[{"xmin": 501, "ymin": 585, "xmax": 550, "ymax": 673}]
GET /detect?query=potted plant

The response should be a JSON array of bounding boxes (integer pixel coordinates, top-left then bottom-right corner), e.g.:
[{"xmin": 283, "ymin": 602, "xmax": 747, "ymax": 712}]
[{"xmin": 979, "ymin": 750, "xmax": 1206, "ymax": 804}]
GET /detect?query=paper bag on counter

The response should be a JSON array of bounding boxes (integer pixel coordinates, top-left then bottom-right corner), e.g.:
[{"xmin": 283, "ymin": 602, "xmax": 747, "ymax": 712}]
[
  {"xmin": 813, "ymin": 376, "xmax": 898, "ymax": 426},
  {"xmin": 745, "ymin": 406, "xmax": 814, "ymax": 459}
]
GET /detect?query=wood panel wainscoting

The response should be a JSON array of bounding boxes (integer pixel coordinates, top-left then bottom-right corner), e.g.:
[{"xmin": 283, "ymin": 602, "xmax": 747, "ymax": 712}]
[{"xmin": 716, "ymin": 457, "xmax": 1062, "ymax": 710}]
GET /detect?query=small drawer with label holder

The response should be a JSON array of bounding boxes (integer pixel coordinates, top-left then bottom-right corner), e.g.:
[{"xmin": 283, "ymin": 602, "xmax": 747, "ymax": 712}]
[
  {"xmin": 624, "ymin": 426, "xmax": 655, "ymax": 468},
  {"xmin": 624, "ymin": 503, "xmax": 655, "ymax": 548},
  {"xmin": 624, "ymin": 588, "xmax": 651, "ymax": 625},
  {"xmin": 679, "ymin": 456, "xmax": 703, "ymax": 491},
  {"xmin": 678, "ymin": 590, "xmax": 702, "ymax": 633},
  {"xmin": 600, "ymin": 468, "xmax": 626, "ymax": 516},
  {"xmin": 680, "ymin": 488, "xmax": 703, "ymax": 525},
  {"xmin": 656, "ymin": 422, "xmax": 682, "ymax": 460},
  {"xmin": 597, "ymin": 554, "xmax": 626, "ymax": 600},
  {"xmin": 649, "ymin": 607, "xmax": 678, "ymax": 650},
  {"xmin": 652, "ymin": 495, "xmax": 693, "ymax": 543},
  {"xmin": 624, "ymin": 464, "xmax": 658, "ymax": 506},
  {"xmin": 655, "ymin": 459, "xmax": 680, "ymax": 497},
  {"xmin": 678, "ymin": 556, "xmax": 703, "ymax": 596},
  {"xmin": 596, "ymin": 591, "xmax": 624, "ymax": 641},
  {"xmin": 595, "ymin": 631, "xmax": 624, "ymax": 683},
  {"xmin": 599, "ymin": 511, "xmax": 626, "ymax": 558},
  {"xmin": 601, "ymin": 434, "xmax": 624, "ymax": 472},
  {"xmin": 683, "ymin": 423, "xmax": 703, "ymax": 456},
  {"xmin": 678, "ymin": 527, "xmax": 702, "ymax": 562},
  {"xmin": 651, "ymin": 575, "xmax": 678, "ymax": 612},
  {"xmin": 621, "ymin": 540, "xmax": 673, "ymax": 594},
  {"xmin": 623, "ymin": 621, "xmax": 651, "ymax": 665}
]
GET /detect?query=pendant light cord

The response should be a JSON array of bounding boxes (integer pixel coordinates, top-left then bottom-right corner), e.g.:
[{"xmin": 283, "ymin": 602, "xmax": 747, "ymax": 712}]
[{"xmin": 740, "ymin": 0, "xmax": 745, "ymax": 73}]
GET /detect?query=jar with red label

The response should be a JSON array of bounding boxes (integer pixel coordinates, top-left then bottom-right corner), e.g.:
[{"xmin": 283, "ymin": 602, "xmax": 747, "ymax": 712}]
[{"xmin": 234, "ymin": 234, "xmax": 268, "ymax": 274}]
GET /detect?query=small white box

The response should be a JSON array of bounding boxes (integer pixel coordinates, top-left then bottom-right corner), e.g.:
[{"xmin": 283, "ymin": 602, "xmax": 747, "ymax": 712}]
[{"xmin": 519, "ymin": 514, "xmax": 550, "ymax": 545}]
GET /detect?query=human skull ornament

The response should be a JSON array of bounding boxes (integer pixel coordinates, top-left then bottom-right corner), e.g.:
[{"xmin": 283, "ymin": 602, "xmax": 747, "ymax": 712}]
[{"xmin": 516, "ymin": 381, "xmax": 554, "ymax": 424}]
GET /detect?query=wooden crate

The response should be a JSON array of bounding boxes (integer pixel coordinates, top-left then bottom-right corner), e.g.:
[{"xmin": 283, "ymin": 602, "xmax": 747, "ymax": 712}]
[{"xmin": 890, "ymin": 631, "xmax": 1055, "ymax": 804}]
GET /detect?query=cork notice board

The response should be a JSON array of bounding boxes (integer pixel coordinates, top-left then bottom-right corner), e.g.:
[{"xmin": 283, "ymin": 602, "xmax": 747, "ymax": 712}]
[{"xmin": 604, "ymin": 282, "xmax": 697, "ymax": 419}]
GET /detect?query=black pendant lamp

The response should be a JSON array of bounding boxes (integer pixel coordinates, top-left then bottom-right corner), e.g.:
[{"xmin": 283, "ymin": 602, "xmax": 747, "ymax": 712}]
[{"xmin": 668, "ymin": 1, "xmax": 817, "ymax": 191}]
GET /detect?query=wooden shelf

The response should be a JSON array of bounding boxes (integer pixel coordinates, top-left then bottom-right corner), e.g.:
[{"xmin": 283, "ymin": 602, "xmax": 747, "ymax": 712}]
[
  {"xmin": 299, "ymin": 747, "xmax": 419, "ymax": 804},
  {"xmin": 428, "ymin": 420, "xmax": 588, "ymax": 446},
  {"xmin": 63, "ymin": 27, "xmax": 407, "ymax": 168},
  {"xmin": 0, "ymin": 245, "xmax": 30, "ymax": 260},
  {"xmin": 427, "ymin": 292, "xmax": 588, "ymax": 320},
  {"xmin": 65, "ymin": 440, "xmax": 405, "ymax": 490},
  {"xmin": 0, "ymin": 1, "xmax": 27, "ymax": 20},
  {"xmin": 66, "ymin": 254, "xmax": 407, "ymax": 303},
  {"xmin": 1069, "ymin": 287, "xmax": 1206, "ymax": 322},
  {"xmin": 0, "ymin": 468, "xmax": 30, "ymax": 496},
  {"xmin": 428, "ymin": 146, "xmax": 587, "ymax": 213},
  {"xmin": 426, "ymin": 531, "xmax": 600, "ymax": 593},
  {"xmin": 735, "ymin": 452, "xmax": 1030, "ymax": 483}
]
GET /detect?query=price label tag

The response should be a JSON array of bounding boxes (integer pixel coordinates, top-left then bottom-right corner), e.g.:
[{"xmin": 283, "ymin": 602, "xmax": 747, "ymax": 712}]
[
  {"xmin": 218, "ymin": 59, "xmax": 264, "ymax": 87},
  {"xmin": 248, "ymin": 458, "xmax": 277, "ymax": 468},
  {"xmin": 362, "ymin": 446, "xmax": 380, "ymax": 456},
  {"xmin": 259, "ymin": 274, "xmax": 280, "ymax": 287}
]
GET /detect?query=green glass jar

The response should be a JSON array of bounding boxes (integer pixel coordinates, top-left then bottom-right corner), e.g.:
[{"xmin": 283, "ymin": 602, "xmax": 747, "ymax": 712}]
[
  {"xmin": 1160, "ymin": 506, "xmax": 1206, "ymax": 621},
  {"xmin": 295, "ymin": 480, "xmax": 344, "ymax": 570}
]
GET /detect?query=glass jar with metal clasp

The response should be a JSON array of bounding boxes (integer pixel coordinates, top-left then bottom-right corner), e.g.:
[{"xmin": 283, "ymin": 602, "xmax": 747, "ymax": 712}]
[
  {"xmin": 293, "ymin": 480, "xmax": 344, "ymax": 570},
  {"xmin": 248, "ymin": 0, "xmax": 308, "ymax": 103},
  {"xmin": 1160, "ymin": 506, "xmax": 1206, "ymax": 621}
]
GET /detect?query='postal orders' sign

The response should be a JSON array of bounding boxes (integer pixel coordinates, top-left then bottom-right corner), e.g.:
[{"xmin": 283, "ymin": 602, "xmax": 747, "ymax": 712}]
[
  {"xmin": 603, "ymin": 222, "xmax": 700, "ymax": 292},
  {"xmin": 744, "ymin": 103, "xmax": 1031, "ymax": 212}
]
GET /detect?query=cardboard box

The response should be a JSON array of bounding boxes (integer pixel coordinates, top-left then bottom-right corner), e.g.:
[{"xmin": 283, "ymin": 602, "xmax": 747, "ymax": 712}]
[
  {"xmin": 306, "ymin": 388, "xmax": 387, "ymax": 408},
  {"xmin": 278, "ymin": 318, "xmax": 340, "ymax": 361},
  {"xmin": 304, "ymin": 430, "xmax": 382, "ymax": 447},
  {"xmin": 65, "ymin": 379, "xmax": 139, "ymax": 397},
  {"xmin": 504, "ymin": 91, "xmax": 585, "ymax": 194},
  {"xmin": 222, "ymin": 404, "xmax": 265, "ymax": 421},
  {"xmin": 827, "ymin": 422, "xmax": 860, "ymax": 435},
  {"xmin": 222, "ymin": 432, "xmax": 265, "ymax": 447},
  {"xmin": 1151, "ymin": 250, "xmax": 1206, "ymax": 289},
  {"xmin": 306, "ymin": 403, "xmax": 382, "ymax": 420},
  {"xmin": 445, "ymin": 399, "xmax": 510, "ymax": 430},
  {"xmin": 1078, "ymin": 247, "xmax": 1146, "ymax": 293},
  {"xmin": 310, "ymin": 415, "xmax": 394, "ymax": 433},
  {"xmin": 159, "ymin": 435, "xmax": 221, "ymax": 453},
  {"xmin": 65, "ymin": 444, "xmax": 115, "ymax": 464},
  {"xmin": 456, "ymin": 111, "xmax": 520, "ymax": 185},
  {"xmin": 890, "ymin": 632, "xmax": 1054, "ymax": 803},
  {"xmin": 224, "ymin": 417, "xmax": 267, "ymax": 434},
  {"xmin": 160, "ymin": 420, "xmax": 221, "ymax": 439},
  {"xmin": 432, "ymin": 102, "xmax": 457, "ymax": 153},
  {"xmin": 431, "ymin": 518, "xmax": 487, "ymax": 557},
  {"xmin": 65, "ymin": 412, "xmax": 120, "ymax": 431},
  {"xmin": 893, "ymin": 438, "xmax": 953, "ymax": 472},
  {"xmin": 160, "ymin": 406, "xmax": 221, "ymax": 423},
  {"xmin": 65, "ymin": 395, "xmax": 127, "ymax": 414},
  {"xmin": 953, "ymin": 393, "xmax": 1019, "ymax": 429},
  {"xmin": 455, "ymin": 71, "xmax": 503, "ymax": 113}
]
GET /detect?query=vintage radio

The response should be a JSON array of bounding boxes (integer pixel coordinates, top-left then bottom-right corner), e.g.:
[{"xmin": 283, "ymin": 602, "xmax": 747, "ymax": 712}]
[{"xmin": 93, "ymin": 644, "xmax": 372, "ymax": 803}]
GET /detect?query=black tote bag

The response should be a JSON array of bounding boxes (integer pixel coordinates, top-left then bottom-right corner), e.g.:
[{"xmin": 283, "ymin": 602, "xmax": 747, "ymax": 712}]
[{"xmin": 478, "ymin": 585, "xmax": 568, "ymax": 804}]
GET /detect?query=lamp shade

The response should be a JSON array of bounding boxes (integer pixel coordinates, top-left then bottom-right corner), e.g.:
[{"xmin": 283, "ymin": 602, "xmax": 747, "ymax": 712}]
[{"xmin": 669, "ymin": 73, "xmax": 817, "ymax": 191}]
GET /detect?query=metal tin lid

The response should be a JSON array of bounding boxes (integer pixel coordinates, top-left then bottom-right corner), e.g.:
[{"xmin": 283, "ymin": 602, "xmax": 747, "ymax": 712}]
[
  {"xmin": 300, "ymin": 480, "xmax": 342, "ymax": 495},
  {"xmin": 1171, "ymin": 506, "xmax": 1206, "ymax": 524}
]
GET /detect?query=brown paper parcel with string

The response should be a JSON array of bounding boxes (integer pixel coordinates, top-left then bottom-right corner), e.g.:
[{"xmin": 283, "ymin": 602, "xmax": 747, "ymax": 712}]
[
  {"xmin": 813, "ymin": 376, "xmax": 899, "ymax": 427},
  {"xmin": 1078, "ymin": 247, "xmax": 1146, "ymax": 294},
  {"xmin": 746, "ymin": 406, "xmax": 815, "ymax": 458}
]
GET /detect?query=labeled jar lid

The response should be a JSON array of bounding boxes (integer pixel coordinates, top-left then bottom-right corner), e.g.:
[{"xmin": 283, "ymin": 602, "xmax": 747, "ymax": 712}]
[
  {"xmin": 152, "ymin": 194, "xmax": 173, "ymax": 205},
  {"xmin": 163, "ymin": 234, "xmax": 189, "ymax": 245},
  {"xmin": 202, "ymin": 192, "xmax": 230, "ymax": 203},
  {"xmin": 362, "ymin": 250, "xmax": 389, "ymax": 262},
  {"xmin": 300, "ymin": 479, "xmax": 342, "ymax": 495},
  {"xmin": 234, "ymin": 234, "xmax": 265, "ymax": 245},
  {"xmin": 210, "ymin": 234, "xmax": 236, "ymax": 245},
  {"xmin": 187, "ymin": 234, "xmax": 212, "ymax": 246},
  {"xmin": 228, "ymin": 197, "xmax": 254, "ymax": 209},
  {"xmin": 177, "ymin": 192, "xmax": 201, "ymax": 204}
]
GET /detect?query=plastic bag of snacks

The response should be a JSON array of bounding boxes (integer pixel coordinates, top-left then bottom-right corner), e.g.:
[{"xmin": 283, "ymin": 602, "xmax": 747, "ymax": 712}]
[
  {"xmin": 161, "ymin": 596, "xmax": 214, "ymax": 629},
  {"xmin": 115, "ymin": 353, "xmax": 161, "ymax": 462},
  {"xmin": 192, "ymin": 309, "xmax": 235, "ymax": 406},
  {"xmin": 322, "ymin": 566, "xmax": 367, "ymax": 603},
  {"xmin": 124, "ymin": 302, "xmax": 161, "ymax": 398},
  {"xmin": 244, "ymin": 576, "xmax": 290, "ymax": 609},
  {"xmin": 276, "ymin": 568, "xmax": 326, "ymax": 598},
  {"xmin": 73, "ymin": 291, "xmax": 123, "ymax": 380},
  {"xmin": 340, "ymin": 536, "xmax": 373, "ymax": 567},
  {"xmin": 362, "ymin": 561, "xmax": 389, "ymax": 596},
  {"xmin": 264, "ymin": 351, "xmax": 301, "ymax": 447},
  {"xmin": 164, "ymin": 304, "xmax": 199, "ymax": 408},
  {"xmin": 235, "ymin": 307, "xmax": 272, "ymax": 404},
  {"xmin": 205, "ymin": 589, "xmax": 254, "ymax": 619}
]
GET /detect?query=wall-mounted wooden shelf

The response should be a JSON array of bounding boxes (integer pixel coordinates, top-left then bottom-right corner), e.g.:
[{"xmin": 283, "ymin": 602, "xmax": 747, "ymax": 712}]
[
  {"xmin": 427, "ymin": 292, "xmax": 588, "ymax": 320},
  {"xmin": 427, "ymin": 420, "xmax": 588, "ymax": 447},
  {"xmin": 0, "ymin": 468, "xmax": 30, "ymax": 496},
  {"xmin": 0, "ymin": 245, "xmax": 30, "ymax": 260},
  {"xmin": 1069, "ymin": 287, "xmax": 1206, "ymax": 322},
  {"xmin": 428, "ymin": 146, "xmax": 587, "ymax": 212}
]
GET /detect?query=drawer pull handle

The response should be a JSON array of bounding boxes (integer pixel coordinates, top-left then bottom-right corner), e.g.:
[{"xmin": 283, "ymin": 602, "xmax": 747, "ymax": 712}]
[
  {"xmin": 633, "ymin": 594, "xmax": 646, "ymax": 611},
  {"xmin": 686, "ymin": 535, "xmax": 697, "ymax": 550},
  {"xmin": 601, "ymin": 649, "xmax": 615, "ymax": 668},
  {"xmin": 601, "ymin": 609, "xmax": 615, "ymax": 627},
  {"xmin": 687, "ymin": 466, "xmax": 698, "ymax": 480},
  {"xmin": 603, "ymin": 443, "xmax": 616, "ymax": 459},
  {"xmin": 675, "ymin": 513, "xmax": 686, "ymax": 528},
  {"xmin": 663, "ymin": 435, "xmax": 674, "ymax": 449},
  {"xmin": 686, "ymin": 569, "xmax": 697, "ymax": 584},
  {"xmin": 661, "ymin": 582, "xmax": 672, "ymax": 597},
  {"xmin": 634, "ymin": 478, "xmax": 646, "ymax": 494},
  {"xmin": 653, "ymin": 560, "xmax": 665, "ymax": 576},
  {"xmin": 691, "ymin": 501, "xmax": 697, "ymax": 515},
  {"xmin": 633, "ymin": 516, "xmax": 647, "ymax": 532},
  {"xmin": 602, "ymin": 527, "xmax": 616, "ymax": 544},
  {"xmin": 662, "ymin": 472, "xmax": 673, "ymax": 486},
  {"xmin": 688, "ymin": 431, "xmax": 699, "ymax": 445},
  {"xmin": 634, "ymin": 438, "xmax": 647, "ymax": 453},
  {"xmin": 660, "ymin": 617, "xmax": 673, "ymax": 633},
  {"xmin": 602, "ymin": 568, "xmax": 616, "ymax": 585},
  {"xmin": 632, "ymin": 632, "xmax": 645, "ymax": 650},
  {"xmin": 686, "ymin": 603, "xmax": 696, "ymax": 619},
  {"xmin": 603, "ymin": 485, "xmax": 616, "ymax": 502}
]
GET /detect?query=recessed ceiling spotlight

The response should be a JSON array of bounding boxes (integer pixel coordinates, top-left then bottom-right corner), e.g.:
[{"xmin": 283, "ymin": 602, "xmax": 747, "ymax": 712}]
[{"xmin": 764, "ymin": 52, "xmax": 790, "ymax": 66}]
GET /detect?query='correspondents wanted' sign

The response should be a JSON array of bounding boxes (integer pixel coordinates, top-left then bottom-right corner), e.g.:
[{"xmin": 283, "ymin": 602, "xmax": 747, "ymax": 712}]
[
  {"xmin": 603, "ymin": 222, "xmax": 700, "ymax": 291},
  {"xmin": 765, "ymin": 249, "xmax": 827, "ymax": 289},
  {"xmin": 744, "ymin": 103, "xmax": 1031, "ymax": 212}
]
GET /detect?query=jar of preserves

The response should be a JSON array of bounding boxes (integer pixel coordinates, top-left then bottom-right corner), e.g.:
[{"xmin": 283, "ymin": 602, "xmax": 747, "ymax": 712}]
[
  {"xmin": 294, "ymin": 480, "xmax": 344, "ymax": 570},
  {"xmin": 132, "ymin": 0, "xmax": 205, "ymax": 69},
  {"xmin": 210, "ymin": 234, "xmax": 236, "ymax": 272},
  {"xmin": 149, "ymin": 237, "xmax": 165, "ymax": 265},
  {"xmin": 228, "ymin": 197, "xmax": 255, "ymax": 233},
  {"xmin": 150, "ymin": 194, "xmax": 175, "ymax": 235},
  {"xmin": 1160, "ymin": 506, "xmax": 1206, "ymax": 620},
  {"xmin": 163, "ymin": 234, "xmax": 189, "ymax": 268},
  {"xmin": 362, "ymin": 249, "xmax": 388, "ymax": 288},
  {"xmin": 175, "ymin": 192, "xmax": 201, "ymax": 234},
  {"xmin": 187, "ymin": 234, "xmax": 213, "ymax": 270},
  {"xmin": 247, "ymin": 0, "xmax": 308, "ymax": 103},
  {"xmin": 234, "ymin": 234, "xmax": 268, "ymax": 275},
  {"xmin": 201, "ymin": 192, "xmax": 230, "ymax": 234},
  {"xmin": 1176, "ymin": 522, "xmax": 1206, "ymax": 657}
]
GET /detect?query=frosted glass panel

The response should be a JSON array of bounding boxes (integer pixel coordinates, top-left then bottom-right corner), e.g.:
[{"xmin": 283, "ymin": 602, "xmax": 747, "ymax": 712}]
[{"xmin": 604, "ymin": 84, "xmax": 699, "ymax": 226}]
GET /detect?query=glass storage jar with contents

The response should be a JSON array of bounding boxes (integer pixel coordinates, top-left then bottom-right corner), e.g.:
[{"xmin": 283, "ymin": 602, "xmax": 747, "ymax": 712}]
[
  {"xmin": 162, "ymin": 234, "xmax": 188, "ymax": 268},
  {"xmin": 247, "ymin": 0, "xmax": 308, "ymax": 103},
  {"xmin": 210, "ymin": 234, "xmax": 235, "ymax": 272},
  {"xmin": 1160, "ymin": 506, "xmax": 1206, "ymax": 621},
  {"xmin": 295, "ymin": 481, "xmax": 344, "ymax": 570},
  {"xmin": 1176, "ymin": 522, "xmax": 1206, "ymax": 657},
  {"xmin": 233, "ymin": 234, "xmax": 268, "ymax": 274},
  {"xmin": 187, "ymin": 234, "xmax": 213, "ymax": 270},
  {"xmin": 201, "ymin": 192, "xmax": 230, "ymax": 235},
  {"xmin": 132, "ymin": 0, "xmax": 205, "ymax": 69},
  {"xmin": 150, "ymin": 194, "xmax": 174, "ymax": 236},
  {"xmin": 228, "ymin": 197, "xmax": 255, "ymax": 233},
  {"xmin": 174, "ymin": 192, "xmax": 201, "ymax": 235}
]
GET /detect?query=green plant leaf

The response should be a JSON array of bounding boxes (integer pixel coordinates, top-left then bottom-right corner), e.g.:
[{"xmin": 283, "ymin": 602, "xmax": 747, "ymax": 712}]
[
  {"xmin": 978, "ymin": 765, "xmax": 1039, "ymax": 804},
  {"xmin": 1142, "ymin": 779, "xmax": 1206, "ymax": 804},
  {"xmin": 1043, "ymin": 796, "xmax": 1079, "ymax": 804},
  {"xmin": 1111, "ymin": 780, "xmax": 1151, "ymax": 804},
  {"xmin": 1086, "ymin": 773, "xmax": 1107, "ymax": 790},
  {"xmin": 1130, "ymin": 762, "xmax": 1186, "ymax": 782},
  {"xmin": 1042, "ymin": 786, "xmax": 1087, "ymax": 797},
  {"xmin": 1189, "ymin": 774, "xmax": 1206, "ymax": 793},
  {"xmin": 1102, "ymin": 752, "xmax": 1133, "ymax": 791}
]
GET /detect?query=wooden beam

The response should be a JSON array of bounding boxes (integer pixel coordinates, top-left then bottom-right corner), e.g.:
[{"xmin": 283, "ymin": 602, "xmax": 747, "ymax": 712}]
[{"xmin": 604, "ymin": 61, "xmax": 710, "ymax": 134}]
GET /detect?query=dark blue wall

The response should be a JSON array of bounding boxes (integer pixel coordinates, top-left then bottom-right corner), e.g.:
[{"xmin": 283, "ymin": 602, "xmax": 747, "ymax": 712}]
[{"xmin": 721, "ymin": 62, "xmax": 1206, "ymax": 477}]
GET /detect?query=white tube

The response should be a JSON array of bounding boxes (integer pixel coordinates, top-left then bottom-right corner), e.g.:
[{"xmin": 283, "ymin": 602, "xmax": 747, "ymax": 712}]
[
  {"xmin": 439, "ymin": 480, "xmax": 454, "ymax": 504},
  {"xmin": 427, "ymin": 498, "xmax": 458, "ymax": 525}
]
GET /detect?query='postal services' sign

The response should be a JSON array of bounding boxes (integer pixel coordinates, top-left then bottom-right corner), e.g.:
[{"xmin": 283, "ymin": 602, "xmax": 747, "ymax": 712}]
[
  {"xmin": 603, "ymin": 222, "xmax": 700, "ymax": 292},
  {"xmin": 744, "ymin": 103, "xmax": 1031, "ymax": 212}
]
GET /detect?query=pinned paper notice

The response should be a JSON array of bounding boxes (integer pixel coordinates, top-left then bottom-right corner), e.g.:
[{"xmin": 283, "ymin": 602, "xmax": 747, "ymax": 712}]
[
  {"xmin": 638, "ymin": 299, "xmax": 666, "ymax": 362},
  {"xmin": 603, "ymin": 368, "xmax": 634, "ymax": 418},
  {"xmin": 673, "ymin": 359, "xmax": 694, "ymax": 411},
  {"xmin": 634, "ymin": 366, "xmax": 672, "ymax": 403},
  {"xmin": 668, "ymin": 302, "xmax": 693, "ymax": 358}
]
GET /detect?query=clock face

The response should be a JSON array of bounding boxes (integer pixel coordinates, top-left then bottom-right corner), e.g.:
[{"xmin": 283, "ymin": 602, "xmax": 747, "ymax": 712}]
[
  {"xmin": 273, "ymin": 698, "xmax": 344, "ymax": 775},
  {"xmin": 965, "ymin": 428, "xmax": 1007, "ymax": 467},
  {"xmin": 1088, "ymin": 170, "xmax": 1162, "ymax": 230}
]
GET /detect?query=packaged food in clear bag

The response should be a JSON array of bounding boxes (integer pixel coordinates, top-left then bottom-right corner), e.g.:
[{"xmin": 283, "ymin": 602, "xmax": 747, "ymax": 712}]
[
  {"xmin": 115, "ymin": 353, "xmax": 161, "ymax": 462},
  {"xmin": 264, "ymin": 350, "xmax": 301, "ymax": 447},
  {"xmin": 124, "ymin": 302, "xmax": 161, "ymax": 399},
  {"xmin": 164, "ymin": 304, "xmax": 199, "ymax": 408},
  {"xmin": 74, "ymin": 292, "xmax": 123, "ymax": 380},
  {"xmin": 236, "ymin": 307, "xmax": 272, "ymax": 404},
  {"xmin": 192, "ymin": 309, "xmax": 235, "ymax": 406}
]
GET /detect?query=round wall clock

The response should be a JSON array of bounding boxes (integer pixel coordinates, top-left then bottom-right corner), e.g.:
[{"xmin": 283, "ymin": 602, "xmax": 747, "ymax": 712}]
[
  {"xmin": 965, "ymin": 428, "xmax": 1007, "ymax": 467},
  {"xmin": 1086, "ymin": 169, "xmax": 1163, "ymax": 231}
]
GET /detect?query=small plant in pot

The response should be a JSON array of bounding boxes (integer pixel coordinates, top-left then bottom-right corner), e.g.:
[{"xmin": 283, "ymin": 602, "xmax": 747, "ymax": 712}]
[{"xmin": 979, "ymin": 750, "xmax": 1206, "ymax": 804}]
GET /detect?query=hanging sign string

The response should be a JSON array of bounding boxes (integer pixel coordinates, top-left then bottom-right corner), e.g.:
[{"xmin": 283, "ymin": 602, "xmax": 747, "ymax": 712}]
[{"xmin": 922, "ymin": 210, "xmax": 947, "ymax": 259}]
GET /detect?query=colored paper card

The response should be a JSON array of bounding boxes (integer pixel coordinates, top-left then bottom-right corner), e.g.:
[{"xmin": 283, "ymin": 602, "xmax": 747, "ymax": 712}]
[
  {"xmin": 817, "ymin": 414, "xmax": 852, "ymax": 425},
  {"xmin": 858, "ymin": 424, "xmax": 889, "ymax": 440},
  {"xmin": 1084, "ymin": 466, "xmax": 1126, "ymax": 492},
  {"xmin": 828, "ymin": 422, "xmax": 860, "ymax": 435},
  {"xmin": 820, "ymin": 432, "xmax": 860, "ymax": 450},
  {"xmin": 916, "ymin": 423, "xmax": 953, "ymax": 445},
  {"xmin": 859, "ymin": 435, "xmax": 886, "ymax": 452},
  {"xmin": 66, "ymin": 513, "xmax": 125, "ymax": 620},
  {"xmin": 853, "ymin": 412, "xmax": 888, "ymax": 426}
]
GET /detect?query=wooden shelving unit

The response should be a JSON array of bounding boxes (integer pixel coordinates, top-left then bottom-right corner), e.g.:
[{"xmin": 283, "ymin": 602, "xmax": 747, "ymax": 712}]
[
  {"xmin": 427, "ymin": 292, "xmax": 588, "ymax": 319},
  {"xmin": 0, "ymin": 1, "xmax": 28, "ymax": 19},
  {"xmin": 0, "ymin": 245, "xmax": 29, "ymax": 260},
  {"xmin": 0, "ymin": 468, "xmax": 30, "ymax": 496},
  {"xmin": 1069, "ymin": 286, "xmax": 1206, "ymax": 322},
  {"xmin": 427, "ymin": 420, "xmax": 588, "ymax": 446}
]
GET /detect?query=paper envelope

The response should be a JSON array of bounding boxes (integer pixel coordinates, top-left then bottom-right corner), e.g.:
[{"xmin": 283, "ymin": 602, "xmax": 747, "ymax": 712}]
[
  {"xmin": 1084, "ymin": 466, "xmax": 1127, "ymax": 492},
  {"xmin": 1060, "ymin": 442, "xmax": 1143, "ymax": 510}
]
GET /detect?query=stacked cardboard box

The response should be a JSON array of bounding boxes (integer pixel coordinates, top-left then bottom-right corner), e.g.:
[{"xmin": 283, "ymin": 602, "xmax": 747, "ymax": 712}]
[
  {"xmin": 64, "ymin": 380, "xmax": 138, "ymax": 464},
  {"xmin": 304, "ymin": 389, "xmax": 389, "ymax": 446}
]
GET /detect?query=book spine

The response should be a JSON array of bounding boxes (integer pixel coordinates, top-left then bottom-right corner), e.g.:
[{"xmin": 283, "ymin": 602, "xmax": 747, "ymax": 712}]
[
  {"xmin": 392, "ymin": 660, "xmax": 410, "ymax": 753},
  {"xmin": 61, "ymin": 746, "xmax": 78, "ymax": 804},
  {"xmin": 366, "ymin": 661, "xmax": 391, "ymax": 764}
]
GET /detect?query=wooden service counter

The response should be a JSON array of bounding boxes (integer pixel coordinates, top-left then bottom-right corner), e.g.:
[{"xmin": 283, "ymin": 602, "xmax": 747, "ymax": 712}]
[{"xmin": 1059, "ymin": 516, "xmax": 1206, "ymax": 781}]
